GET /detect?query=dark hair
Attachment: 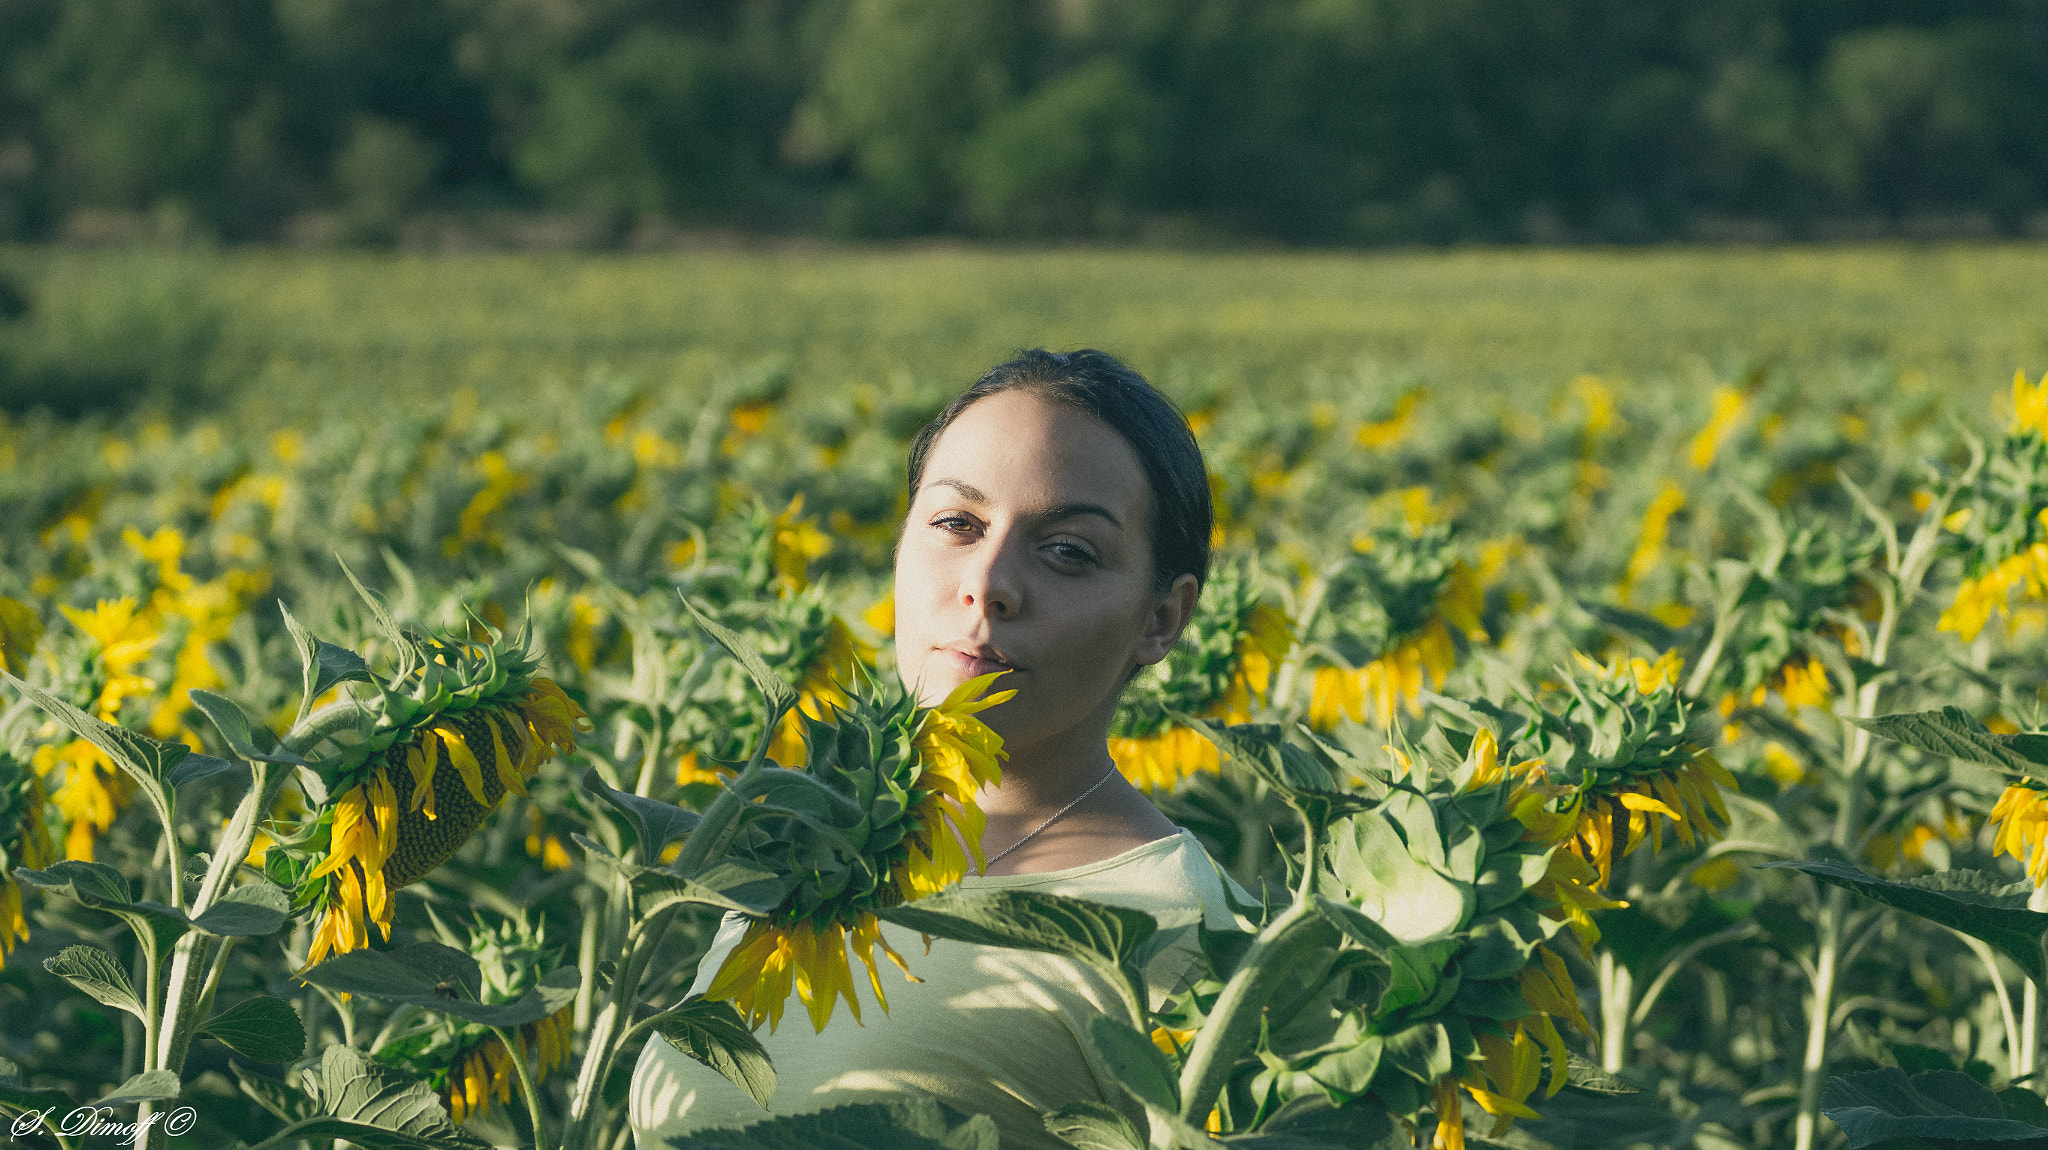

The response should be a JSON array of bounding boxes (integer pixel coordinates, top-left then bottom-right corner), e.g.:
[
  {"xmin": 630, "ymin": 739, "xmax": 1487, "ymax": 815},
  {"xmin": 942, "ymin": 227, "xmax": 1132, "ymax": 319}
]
[{"xmin": 907, "ymin": 348, "xmax": 1212, "ymax": 594}]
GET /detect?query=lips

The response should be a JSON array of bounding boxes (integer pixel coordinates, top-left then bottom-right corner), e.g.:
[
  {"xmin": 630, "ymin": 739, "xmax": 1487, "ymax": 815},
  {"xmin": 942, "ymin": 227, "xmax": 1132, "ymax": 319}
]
[{"xmin": 938, "ymin": 644, "xmax": 1014, "ymax": 680}]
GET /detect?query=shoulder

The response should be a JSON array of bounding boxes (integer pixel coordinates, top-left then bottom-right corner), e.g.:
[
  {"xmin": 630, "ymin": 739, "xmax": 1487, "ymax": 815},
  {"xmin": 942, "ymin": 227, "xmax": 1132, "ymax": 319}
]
[{"xmin": 973, "ymin": 829, "xmax": 1252, "ymax": 933}]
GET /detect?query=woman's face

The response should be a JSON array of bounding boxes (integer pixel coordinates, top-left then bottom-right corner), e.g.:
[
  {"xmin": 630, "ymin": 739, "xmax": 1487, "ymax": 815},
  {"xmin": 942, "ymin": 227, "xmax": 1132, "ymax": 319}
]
[{"xmin": 894, "ymin": 389, "xmax": 1192, "ymax": 749}]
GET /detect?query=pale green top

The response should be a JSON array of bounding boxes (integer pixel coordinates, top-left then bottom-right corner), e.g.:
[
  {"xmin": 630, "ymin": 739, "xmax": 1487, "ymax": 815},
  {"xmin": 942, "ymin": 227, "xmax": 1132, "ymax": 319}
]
[{"xmin": 628, "ymin": 828, "xmax": 1248, "ymax": 1150}]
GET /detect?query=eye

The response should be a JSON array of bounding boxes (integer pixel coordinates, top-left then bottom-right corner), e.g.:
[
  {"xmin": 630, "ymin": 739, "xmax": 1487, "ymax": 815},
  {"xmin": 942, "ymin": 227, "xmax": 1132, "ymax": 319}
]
[
  {"xmin": 1043, "ymin": 540, "xmax": 1098, "ymax": 568},
  {"xmin": 929, "ymin": 513, "xmax": 979, "ymax": 536}
]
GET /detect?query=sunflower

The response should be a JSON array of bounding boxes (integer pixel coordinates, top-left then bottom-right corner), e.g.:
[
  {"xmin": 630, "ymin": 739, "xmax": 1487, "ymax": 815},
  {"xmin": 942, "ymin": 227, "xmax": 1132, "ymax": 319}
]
[
  {"xmin": 1990, "ymin": 781, "xmax": 2048, "ymax": 886},
  {"xmin": 0, "ymin": 751, "xmax": 58, "ymax": 970},
  {"xmin": 374, "ymin": 909, "xmax": 579, "ymax": 1124},
  {"xmin": 0, "ymin": 596, "xmax": 40, "ymax": 675},
  {"xmin": 1306, "ymin": 524, "xmax": 1484, "ymax": 730},
  {"xmin": 442, "ymin": 1008, "xmax": 576, "ymax": 1123},
  {"xmin": 296, "ymin": 630, "xmax": 589, "ymax": 971},
  {"xmin": 705, "ymin": 670, "xmax": 1014, "ymax": 1033},
  {"xmin": 1524, "ymin": 653, "xmax": 1738, "ymax": 892},
  {"xmin": 1111, "ymin": 562, "xmax": 1292, "ymax": 790}
]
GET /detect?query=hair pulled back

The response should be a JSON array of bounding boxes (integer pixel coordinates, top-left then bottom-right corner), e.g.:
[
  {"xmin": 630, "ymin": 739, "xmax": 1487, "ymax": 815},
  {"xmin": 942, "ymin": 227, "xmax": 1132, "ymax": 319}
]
[{"xmin": 907, "ymin": 348, "xmax": 1212, "ymax": 595}]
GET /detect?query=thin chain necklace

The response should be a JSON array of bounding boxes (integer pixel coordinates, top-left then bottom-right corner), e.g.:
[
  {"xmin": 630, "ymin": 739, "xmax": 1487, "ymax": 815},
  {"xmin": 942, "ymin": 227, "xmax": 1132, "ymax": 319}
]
[{"xmin": 978, "ymin": 764, "xmax": 1120, "ymax": 874}]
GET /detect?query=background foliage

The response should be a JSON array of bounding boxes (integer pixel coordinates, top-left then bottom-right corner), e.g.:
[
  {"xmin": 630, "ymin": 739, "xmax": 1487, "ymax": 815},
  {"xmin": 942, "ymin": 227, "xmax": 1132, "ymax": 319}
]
[{"xmin": 1, "ymin": 0, "xmax": 2047, "ymax": 245}]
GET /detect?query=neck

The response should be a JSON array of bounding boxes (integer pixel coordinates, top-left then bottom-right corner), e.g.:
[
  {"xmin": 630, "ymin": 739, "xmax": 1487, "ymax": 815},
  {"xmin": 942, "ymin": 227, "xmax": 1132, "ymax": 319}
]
[{"xmin": 977, "ymin": 713, "xmax": 1120, "ymax": 818}]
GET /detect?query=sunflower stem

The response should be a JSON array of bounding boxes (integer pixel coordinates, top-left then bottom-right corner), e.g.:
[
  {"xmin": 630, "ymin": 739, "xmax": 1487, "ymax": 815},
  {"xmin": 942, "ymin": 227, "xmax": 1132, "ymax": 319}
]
[
  {"xmin": 668, "ymin": 700, "xmax": 788, "ymax": 875},
  {"xmin": 282, "ymin": 698, "xmax": 368, "ymax": 756},
  {"xmin": 492, "ymin": 1024, "xmax": 552, "ymax": 1150},
  {"xmin": 1175, "ymin": 895, "xmax": 1325, "ymax": 1127},
  {"xmin": 563, "ymin": 904, "xmax": 682, "ymax": 1150}
]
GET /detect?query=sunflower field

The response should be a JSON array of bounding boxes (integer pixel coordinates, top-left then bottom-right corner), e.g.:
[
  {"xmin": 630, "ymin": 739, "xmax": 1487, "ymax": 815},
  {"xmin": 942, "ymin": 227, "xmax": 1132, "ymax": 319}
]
[{"xmin": 7, "ymin": 243, "xmax": 2048, "ymax": 1150}]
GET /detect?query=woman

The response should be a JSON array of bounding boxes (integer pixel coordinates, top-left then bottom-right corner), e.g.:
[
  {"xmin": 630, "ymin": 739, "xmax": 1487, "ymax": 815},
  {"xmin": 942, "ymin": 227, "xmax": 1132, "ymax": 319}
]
[{"xmin": 630, "ymin": 349, "xmax": 1247, "ymax": 1148}]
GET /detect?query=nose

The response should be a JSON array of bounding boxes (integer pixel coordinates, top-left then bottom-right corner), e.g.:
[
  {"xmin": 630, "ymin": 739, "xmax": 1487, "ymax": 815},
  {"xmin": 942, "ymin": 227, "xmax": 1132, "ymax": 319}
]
[{"xmin": 959, "ymin": 536, "xmax": 1022, "ymax": 620}]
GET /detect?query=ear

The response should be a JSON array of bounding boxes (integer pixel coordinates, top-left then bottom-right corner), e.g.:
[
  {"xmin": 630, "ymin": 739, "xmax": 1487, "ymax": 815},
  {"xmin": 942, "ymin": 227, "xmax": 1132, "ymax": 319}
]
[{"xmin": 1133, "ymin": 573, "xmax": 1201, "ymax": 666}]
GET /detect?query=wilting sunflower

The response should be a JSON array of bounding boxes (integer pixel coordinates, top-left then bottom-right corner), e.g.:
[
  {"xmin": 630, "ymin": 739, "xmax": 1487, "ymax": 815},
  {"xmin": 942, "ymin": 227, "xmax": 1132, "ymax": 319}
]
[
  {"xmin": 705, "ymin": 670, "xmax": 1014, "ymax": 1034},
  {"xmin": 1521, "ymin": 652, "xmax": 1738, "ymax": 893},
  {"xmin": 1109, "ymin": 561, "xmax": 1292, "ymax": 789},
  {"xmin": 1307, "ymin": 523, "xmax": 1485, "ymax": 730},
  {"xmin": 374, "ymin": 910, "xmax": 577, "ymax": 1124},
  {"xmin": 292, "ymin": 626, "xmax": 589, "ymax": 971},
  {"xmin": 0, "ymin": 750, "xmax": 57, "ymax": 969}
]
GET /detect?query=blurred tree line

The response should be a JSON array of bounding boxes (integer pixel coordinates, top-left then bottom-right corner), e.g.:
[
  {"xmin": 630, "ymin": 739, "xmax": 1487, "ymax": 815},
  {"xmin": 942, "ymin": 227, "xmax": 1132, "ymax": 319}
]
[{"xmin": 0, "ymin": 0, "xmax": 2045, "ymax": 246}]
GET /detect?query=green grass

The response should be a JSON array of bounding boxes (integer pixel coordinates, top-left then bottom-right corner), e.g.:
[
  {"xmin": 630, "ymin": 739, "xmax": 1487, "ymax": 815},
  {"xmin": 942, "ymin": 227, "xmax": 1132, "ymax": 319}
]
[{"xmin": 7, "ymin": 242, "xmax": 2048, "ymax": 425}]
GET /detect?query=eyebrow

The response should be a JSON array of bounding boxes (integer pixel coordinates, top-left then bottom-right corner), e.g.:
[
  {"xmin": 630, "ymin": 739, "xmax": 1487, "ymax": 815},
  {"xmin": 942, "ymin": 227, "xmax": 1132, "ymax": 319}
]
[{"xmin": 923, "ymin": 478, "xmax": 1124, "ymax": 529}]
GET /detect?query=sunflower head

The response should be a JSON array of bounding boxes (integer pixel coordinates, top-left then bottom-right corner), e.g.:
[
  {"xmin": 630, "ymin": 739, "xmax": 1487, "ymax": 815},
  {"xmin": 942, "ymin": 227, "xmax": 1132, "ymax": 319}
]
[
  {"xmin": 704, "ymin": 670, "xmax": 1013, "ymax": 1033},
  {"xmin": 1517, "ymin": 652, "xmax": 1736, "ymax": 889},
  {"xmin": 371, "ymin": 908, "xmax": 577, "ymax": 1124},
  {"xmin": 1242, "ymin": 734, "xmax": 1598, "ymax": 1144},
  {"xmin": 290, "ymin": 623, "xmax": 589, "ymax": 971}
]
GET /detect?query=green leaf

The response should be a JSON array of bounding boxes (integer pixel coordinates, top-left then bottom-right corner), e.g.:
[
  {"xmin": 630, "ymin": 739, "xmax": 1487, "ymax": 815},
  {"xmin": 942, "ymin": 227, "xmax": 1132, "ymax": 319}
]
[
  {"xmin": 1562, "ymin": 1053, "xmax": 1641, "ymax": 1096},
  {"xmin": 1325, "ymin": 812, "xmax": 1473, "ymax": 944},
  {"xmin": 190, "ymin": 882, "xmax": 291, "ymax": 936},
  {"xmin": 1763, "ymin": 861, "xmax": 2048, "ymax": 984},
  {"xmin": 199, "ymin": 995, "xmax": 306, "ymax": 1063},
  {"xmin": 1085, "ymin": 1016, "xmax": 1179, "ymax": 1114},
  {"xmin": 299, "ymin": 942, "xmax": 578, "ymax": 1027},
  {"xmin": 46, "ymin": 944, "xmax": 145, "ymax": 1019},
  {"xmin": 1042, "ymin": 1101, "xmax": 1146, "ymax": 1150},
  {"xmin": 189, "ymin": 688, "xmax": 309, "ymax": 766},
  {"xmin": 877, "ymin": 889, "xmax": 1157, "ymax": 1016},
  {"xmin": 680, "ymin": 596, "xmax": 797, "ymax": 713},
  {"xmin": 651, "ymin": 998, "xmax": 778, "ymax": 1111},
  {"xmin": 634, "ymin": 860, "xmax": 790, "ymax": 917},
  {"xmin": 1303, "ymin": 1035, "xmax": 1384, "ymax": 1098},
  {"xmin": 1821, "ymin": 1068, "xmax": 2048, "ymax": 1148},
  {"xmin": 581, "ymin": 767, "xmax": 702, "ymax": 857},
  {"xmin": 167, "ymin": 751, "xmax": 237, "ymax": 787},
  {"xmin": 270, "ymin": 1045, "xmax": 492, "ymax": 1150},
  {"xmin": 13, "ymin": 859, "xmax": 132, "ymax": 908},
  {"xmin": 665, "ymin": 1098, "xmax": 998, "ymax": 1150},
  {"xmin": 234, "ymin": 1062, "xmax": 319, "ymax": 1124},
  {"xmin": 1851, "ymin": 706, "xmax": 2048, "ymax": 775},
  {"xmin": 95, "ymin": 1070, "xmax": 181, "ymax": 1107},
  {"xmin": 3, "ymin": 669, "xmax": 181, "ymax": 830},
  {"xmin": 279, "ymin": 601, "xmax": 372, "ymax": 712}
]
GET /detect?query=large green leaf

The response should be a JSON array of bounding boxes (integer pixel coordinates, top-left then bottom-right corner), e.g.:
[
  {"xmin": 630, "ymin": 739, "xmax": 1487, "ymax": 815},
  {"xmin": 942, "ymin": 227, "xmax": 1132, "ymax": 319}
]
[
  {"xmin": 1763, "ymin": 861, "xmax": 2048, "ymax": 984},
  {"xmin": 298, "ymin": 941, "xmax": 578, "ymax": 1027},
  {"xmin": 1821, "ymin": 1068, "xmax": 2048, "ymax": 1148},
  {"xmin": 582, "ymin": 767, "xmax": 702, "ymax": 859},
  {"xmin": 665, "ymin": 1098, "xmax": 998, "ymax": 1150},
  {"xmin": 651, "ymin": 998, "xmax": 777, "ymax": 1110},
  {"xmin": 255, "ymin": 1045, "xmax": 492, "ymax": 1150},
  {"xmin": 1852, "ymin": 706, "xmax": 2048, "ymax": 775},
  {"xmin": 1085, "ymin": 1015, "xmax": 1179, "ymax": 1114},
  {"xmin": 877, "ymin": 889, "xmax": 1157, "ymax": 1016},
  {"xmin": 278, "ymin": 602, "xmax": 372, "ymax": 719},
  {"xmin": 46, "ymin": 944, "xmax": 145, "ymax": 1019},
  {"xmin": 1325, "ymin": 812, "xmax": 1472, "ymax": 944},
  {"xmin": 13, "ymin": 859, "xmax": 132, "ymax": 908},
  {"xmin": 200, "ymin": 995, "xmax": 306, "ymax": 1063},
  {"xmin": 1042, "ymin": 1102, "xmax": 1146, "ymax": 1150},
  {"xmin": 234, "ymin": 1062, "xmax": 319, "ymax": 1125},
  {"xmin": 189, "ymin": 882, "xmax": 292, "ymax": 936}
]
